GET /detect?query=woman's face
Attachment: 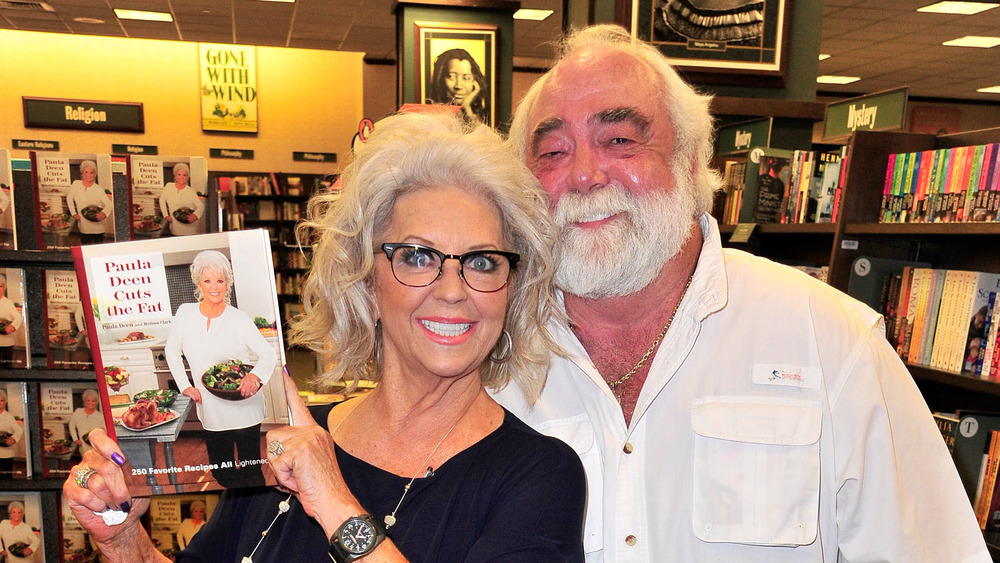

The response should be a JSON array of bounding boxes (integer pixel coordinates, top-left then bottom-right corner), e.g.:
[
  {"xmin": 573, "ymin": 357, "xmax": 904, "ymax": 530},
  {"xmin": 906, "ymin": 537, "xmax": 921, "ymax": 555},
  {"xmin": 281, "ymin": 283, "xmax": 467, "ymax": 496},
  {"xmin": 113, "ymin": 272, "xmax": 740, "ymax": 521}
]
[
  {"xmin": 84, "ymin": 394, "xmax": 98, "ymax": 412},
  {"xmin": 198, "ymin": 267, "xmax": 228, "ymax": 307},
  {"xmin": 81, "ymin": 166, "xmax": 97, "ymax": 185},
  {"xmin": 374, "ymin": 186, "xmax": 509, "ymax": 384},
  {"xmin": 174, "ymin": 169, "xmax": 189, "ymax": 188},
  {"xmin": 445, "ymin": 59, "xmax": 475, "ymax": 101},
  {"xmin": 191, "ymin": 505, "xmax": 206, "ymax": 520},
  {"xmin": 8, "ymin": 506, "xmax": 22, "ymax": 524}
]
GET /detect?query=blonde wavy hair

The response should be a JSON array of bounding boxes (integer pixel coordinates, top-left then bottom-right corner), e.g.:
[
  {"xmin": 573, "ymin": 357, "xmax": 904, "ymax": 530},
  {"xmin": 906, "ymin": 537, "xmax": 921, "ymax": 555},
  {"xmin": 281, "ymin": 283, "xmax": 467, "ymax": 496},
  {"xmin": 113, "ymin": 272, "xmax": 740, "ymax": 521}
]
[{"xmin": 288, "ymin": 111, "xmax": 562, "ymax": 403}]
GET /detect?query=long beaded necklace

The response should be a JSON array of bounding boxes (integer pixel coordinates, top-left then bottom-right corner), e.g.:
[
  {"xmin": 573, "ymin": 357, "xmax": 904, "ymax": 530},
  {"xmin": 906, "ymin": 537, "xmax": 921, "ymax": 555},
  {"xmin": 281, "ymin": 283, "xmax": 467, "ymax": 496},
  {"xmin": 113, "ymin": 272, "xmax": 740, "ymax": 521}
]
[
  {"xmin": 240, "ymin": 392, "xmax": 472, "ymax": 562},
  {"xmin": 607, "ymin": 272, "xmax": 694, "ymax": 401},
  {"xmin": 331, "ymin": 392, "xmax": 473, "ymax": 529}
]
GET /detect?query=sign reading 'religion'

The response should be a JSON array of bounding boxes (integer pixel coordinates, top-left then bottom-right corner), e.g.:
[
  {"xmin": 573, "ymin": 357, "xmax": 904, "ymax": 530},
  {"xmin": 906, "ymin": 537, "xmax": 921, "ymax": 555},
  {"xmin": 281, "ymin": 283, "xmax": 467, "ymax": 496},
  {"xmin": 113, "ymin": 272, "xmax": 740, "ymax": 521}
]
[
  {"xmin": 23, "ymin": 97, "xmax": 144, "ymax": 132},
  {"xmin": 200, "ymin": 43, "xmax": 258, "ymax": 134}
]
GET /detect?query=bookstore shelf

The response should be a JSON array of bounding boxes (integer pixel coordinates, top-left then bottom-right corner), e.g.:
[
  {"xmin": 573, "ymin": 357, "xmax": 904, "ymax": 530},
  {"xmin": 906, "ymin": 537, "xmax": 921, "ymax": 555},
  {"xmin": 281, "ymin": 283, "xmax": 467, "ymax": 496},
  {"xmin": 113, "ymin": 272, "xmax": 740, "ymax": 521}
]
[{"xmin": 720, "ymin": 223, "xmax": 838, "ymax": 235}]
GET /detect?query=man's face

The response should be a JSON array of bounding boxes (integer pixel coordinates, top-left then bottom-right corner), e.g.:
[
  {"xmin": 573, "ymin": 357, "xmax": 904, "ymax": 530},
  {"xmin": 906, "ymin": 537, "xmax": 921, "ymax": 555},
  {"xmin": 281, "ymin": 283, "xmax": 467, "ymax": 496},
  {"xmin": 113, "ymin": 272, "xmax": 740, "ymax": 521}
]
[{"xmin": 524, "ymin": 47, "xmax": 697, "ymax": 298}]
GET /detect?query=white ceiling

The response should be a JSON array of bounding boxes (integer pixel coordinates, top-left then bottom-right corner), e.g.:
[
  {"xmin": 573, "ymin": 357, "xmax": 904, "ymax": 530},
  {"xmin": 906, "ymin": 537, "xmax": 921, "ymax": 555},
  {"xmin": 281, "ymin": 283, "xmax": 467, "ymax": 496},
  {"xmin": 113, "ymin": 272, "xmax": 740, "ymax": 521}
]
[{"xmin": 2, "ymin": 0, "xmax": 999, "ymax": 102}]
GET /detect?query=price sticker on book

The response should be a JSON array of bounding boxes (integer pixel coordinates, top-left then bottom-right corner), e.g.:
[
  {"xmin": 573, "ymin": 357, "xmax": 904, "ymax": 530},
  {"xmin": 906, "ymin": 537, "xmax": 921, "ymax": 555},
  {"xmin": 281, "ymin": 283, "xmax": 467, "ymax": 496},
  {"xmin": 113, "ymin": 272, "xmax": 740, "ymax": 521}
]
[{"xmin": 729, "ymin": 223, "xmax": 757, "ymax": 244}]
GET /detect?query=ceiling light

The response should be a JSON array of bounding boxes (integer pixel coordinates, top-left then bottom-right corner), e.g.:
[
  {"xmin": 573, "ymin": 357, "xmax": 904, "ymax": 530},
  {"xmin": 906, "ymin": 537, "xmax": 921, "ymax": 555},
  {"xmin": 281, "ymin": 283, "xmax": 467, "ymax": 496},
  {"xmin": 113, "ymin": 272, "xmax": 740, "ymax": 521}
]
[
  {"xmin": 114, "ymin": 9, "xmax": 173, "ymax": 22},
  {"xmin": 818, "ymin": 53, "xmax": 831, "ymax": 61},
  {"xmin": 513, "ymin": 8, "xmax": 554, "ymax": 20},
  {"xmin": 73, "ymin": 17, "xmax": 105, "ymax": 24},
  {"xmin": 943, "ymin": 35, "xmax": 1000, "ymax": 47},
  {"xmin": 817, "ymin": 75, "xmax": 860, "ymax": 84},
  {"xmin": 978, "ymin": 85, "xmax": 1000, "ymax": 93},
  {"xmin": 917, "ymin": 1, "xmax": 998, "ymax": 14}
]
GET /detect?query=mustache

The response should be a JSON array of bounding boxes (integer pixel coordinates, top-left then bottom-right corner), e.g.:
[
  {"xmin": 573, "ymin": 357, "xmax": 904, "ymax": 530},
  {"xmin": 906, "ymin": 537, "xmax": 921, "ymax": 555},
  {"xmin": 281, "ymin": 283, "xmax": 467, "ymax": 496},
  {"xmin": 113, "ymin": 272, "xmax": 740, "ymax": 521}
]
[{"xmin": 552, "ymin": 186, "xmax": 639, "ymax": 227}]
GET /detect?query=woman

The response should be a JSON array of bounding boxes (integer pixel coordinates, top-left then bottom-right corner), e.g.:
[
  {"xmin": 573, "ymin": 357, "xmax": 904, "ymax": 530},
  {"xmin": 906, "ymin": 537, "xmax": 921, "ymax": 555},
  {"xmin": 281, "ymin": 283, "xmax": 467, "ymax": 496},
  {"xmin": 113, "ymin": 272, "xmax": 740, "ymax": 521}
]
[
  {"xmin": 175, "ymin": 501, "xmax": 207, "ymax": 551},
  {"xmin": 0, "ymin": 501, "xmax": 39, "ymax": 562},
  {"xmin": 66, "ymin": 160, "xmax": 111, "ymax": 245},
  {"xmin": 61, "ymin": 112, "xmax": 585, "ymax": 562},
  {"xmin": 166, "ymin": 250, "xmax": 277, "ymax": 488},
  {"xmin": 0, "ymin": 389, "xmax": 24, "ymax": 478},
  {"xmin": 69, "ymin": 389, "xmax": 105, "ymax": 456},
  {"xmin": 427, "ymin": 48, "xmax": 490, "ymax": 125},
  {"xmin": 159, "ymin": 163, "xmax": 204, "ymax": 237}
]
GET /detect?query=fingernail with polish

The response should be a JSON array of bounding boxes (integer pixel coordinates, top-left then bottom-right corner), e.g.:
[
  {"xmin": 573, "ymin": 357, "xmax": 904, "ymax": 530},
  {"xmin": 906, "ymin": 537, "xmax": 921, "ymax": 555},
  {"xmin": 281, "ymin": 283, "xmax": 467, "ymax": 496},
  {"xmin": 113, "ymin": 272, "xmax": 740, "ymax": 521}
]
[
  {"xmin": 120, "ymin": 501, "xmax": 131, "ymax": 513},
  {"xmin": 283, "ymin": 365, "xmax": 290, "ymax": 377},
  {"xmin": 111, "ymin": 452, "xmax": 126, "ymax": 466}
]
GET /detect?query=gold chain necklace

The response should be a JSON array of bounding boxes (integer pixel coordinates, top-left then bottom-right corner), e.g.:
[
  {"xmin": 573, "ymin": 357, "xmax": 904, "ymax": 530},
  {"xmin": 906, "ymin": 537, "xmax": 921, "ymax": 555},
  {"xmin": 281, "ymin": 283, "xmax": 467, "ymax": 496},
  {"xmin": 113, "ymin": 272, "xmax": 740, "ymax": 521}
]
[
  {"xmin": 332, "ymin": 391, "xmax": 473, "ymax": 530},
  {"xmin": 607, "ymin": 273, "xmax": 694, "ymax": 395}
]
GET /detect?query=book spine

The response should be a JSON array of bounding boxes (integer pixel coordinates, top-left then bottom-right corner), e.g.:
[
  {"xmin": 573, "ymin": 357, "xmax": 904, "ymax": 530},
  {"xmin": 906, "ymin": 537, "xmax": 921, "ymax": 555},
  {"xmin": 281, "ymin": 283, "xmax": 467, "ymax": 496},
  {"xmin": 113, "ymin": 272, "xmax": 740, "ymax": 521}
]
[{"xmin": 979, "ymin": 292, "xmax": 998, "ymax": 377}]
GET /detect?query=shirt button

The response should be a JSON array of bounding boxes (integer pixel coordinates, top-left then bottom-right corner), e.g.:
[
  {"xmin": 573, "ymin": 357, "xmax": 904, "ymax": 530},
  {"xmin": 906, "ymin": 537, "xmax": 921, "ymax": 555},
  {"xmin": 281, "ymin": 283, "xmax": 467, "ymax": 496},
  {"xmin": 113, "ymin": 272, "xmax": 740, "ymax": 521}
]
[
  {"xmin": 625, "ymin": 535, "xmax": 637, "ymax": 546},
  {"xmin": 623, "ymin": 442, "xmax": 634, "ymax": 454}
]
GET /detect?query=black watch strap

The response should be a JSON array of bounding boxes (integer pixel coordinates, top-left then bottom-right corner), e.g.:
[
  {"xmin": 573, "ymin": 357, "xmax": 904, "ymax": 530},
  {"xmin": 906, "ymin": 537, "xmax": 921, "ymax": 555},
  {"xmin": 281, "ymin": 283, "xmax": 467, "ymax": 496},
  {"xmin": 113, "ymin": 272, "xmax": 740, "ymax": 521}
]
[{"xmin": 328, "ymin": 514, "xmax": 388, "ymax": 563}]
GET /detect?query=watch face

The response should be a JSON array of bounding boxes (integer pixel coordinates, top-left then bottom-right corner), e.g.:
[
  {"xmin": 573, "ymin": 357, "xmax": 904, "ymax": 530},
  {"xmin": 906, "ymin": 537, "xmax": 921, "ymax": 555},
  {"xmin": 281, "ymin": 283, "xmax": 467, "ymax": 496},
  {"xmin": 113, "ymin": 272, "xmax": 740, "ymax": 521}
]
[{"xmin": 339, "ymin": 518, "xmax": 377, "ymax": 554}]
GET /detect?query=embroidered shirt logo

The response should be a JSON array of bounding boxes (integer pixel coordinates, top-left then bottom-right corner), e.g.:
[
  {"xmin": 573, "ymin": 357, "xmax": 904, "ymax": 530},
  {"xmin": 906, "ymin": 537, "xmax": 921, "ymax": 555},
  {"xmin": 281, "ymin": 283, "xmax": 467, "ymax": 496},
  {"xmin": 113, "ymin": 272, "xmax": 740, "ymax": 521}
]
[{"xmin": 770, "ymin": 369, "xmax": 803, "ymax": 382}]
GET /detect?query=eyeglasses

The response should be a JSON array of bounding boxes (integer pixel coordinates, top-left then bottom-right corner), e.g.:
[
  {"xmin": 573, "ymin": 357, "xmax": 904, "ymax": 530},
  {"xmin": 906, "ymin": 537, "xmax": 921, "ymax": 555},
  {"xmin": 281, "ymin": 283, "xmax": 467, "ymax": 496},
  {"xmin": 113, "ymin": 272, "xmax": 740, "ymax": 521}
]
[{"xmin": 380, "ymin": 243, "xmax": 520, "ymax": 293}]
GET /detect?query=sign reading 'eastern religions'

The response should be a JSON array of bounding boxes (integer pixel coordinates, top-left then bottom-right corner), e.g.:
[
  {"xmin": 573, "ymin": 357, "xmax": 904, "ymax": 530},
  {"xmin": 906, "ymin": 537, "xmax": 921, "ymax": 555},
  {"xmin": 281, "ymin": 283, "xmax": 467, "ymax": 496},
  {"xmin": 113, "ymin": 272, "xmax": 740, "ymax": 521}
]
[{"xmin": 199, "ymin": 43, "xmax": 258, "ymax": 133}]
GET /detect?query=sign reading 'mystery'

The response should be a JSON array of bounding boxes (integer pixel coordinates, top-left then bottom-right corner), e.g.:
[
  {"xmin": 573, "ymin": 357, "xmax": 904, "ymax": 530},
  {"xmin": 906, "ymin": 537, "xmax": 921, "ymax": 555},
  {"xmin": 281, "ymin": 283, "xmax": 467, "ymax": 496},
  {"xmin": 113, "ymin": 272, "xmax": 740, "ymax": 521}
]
[{"xmin": 22, "ymin": 97, "xmax": 145, "ymax": 132}]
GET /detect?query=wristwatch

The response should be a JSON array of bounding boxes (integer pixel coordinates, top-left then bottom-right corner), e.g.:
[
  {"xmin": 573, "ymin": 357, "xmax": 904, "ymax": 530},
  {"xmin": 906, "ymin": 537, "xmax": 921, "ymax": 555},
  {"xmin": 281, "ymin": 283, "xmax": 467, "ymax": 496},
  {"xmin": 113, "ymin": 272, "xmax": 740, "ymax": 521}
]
[{"xmin": 328, "ymin": 514, "xmax": 388, "ymax": 563}]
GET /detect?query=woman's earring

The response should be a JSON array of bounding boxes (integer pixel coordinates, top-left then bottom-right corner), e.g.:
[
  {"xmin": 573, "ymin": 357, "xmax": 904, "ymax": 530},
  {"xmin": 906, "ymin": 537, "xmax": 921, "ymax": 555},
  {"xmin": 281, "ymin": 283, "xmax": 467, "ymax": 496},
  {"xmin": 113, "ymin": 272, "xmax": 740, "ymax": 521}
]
[{"xmin": 489, "ymin": 330, "xmax": 513, "ymax": 364}]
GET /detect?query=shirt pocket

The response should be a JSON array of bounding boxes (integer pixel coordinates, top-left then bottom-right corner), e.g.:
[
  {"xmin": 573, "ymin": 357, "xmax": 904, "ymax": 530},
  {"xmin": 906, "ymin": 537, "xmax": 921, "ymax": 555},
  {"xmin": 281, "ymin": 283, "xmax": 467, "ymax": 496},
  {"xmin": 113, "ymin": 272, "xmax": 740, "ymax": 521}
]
[
  {"xmin": 539, "ymin": 415, "xmax": 604, "ymax": 554},
  {"xmin": 691, "ymin": 396, "xmax": 821, "ymax": 546}
]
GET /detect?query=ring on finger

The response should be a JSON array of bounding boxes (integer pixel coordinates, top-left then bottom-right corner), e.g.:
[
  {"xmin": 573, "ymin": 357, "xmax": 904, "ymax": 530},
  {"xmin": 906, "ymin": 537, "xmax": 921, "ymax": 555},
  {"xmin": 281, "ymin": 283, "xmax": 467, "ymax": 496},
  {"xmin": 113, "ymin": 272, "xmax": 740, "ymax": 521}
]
[
  {"xmin": 74, "ymin": 466, "xmax": 98, "ymax": 489},
  {"xmin": 267, "ymin": 439, "xmax": 286, "ymax": 456}
]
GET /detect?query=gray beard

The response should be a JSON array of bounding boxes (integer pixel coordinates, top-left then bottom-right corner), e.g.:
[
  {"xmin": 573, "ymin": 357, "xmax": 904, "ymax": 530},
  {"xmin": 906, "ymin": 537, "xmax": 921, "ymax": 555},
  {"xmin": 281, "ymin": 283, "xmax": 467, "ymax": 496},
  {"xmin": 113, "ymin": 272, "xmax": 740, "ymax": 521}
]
[{"xmin": 552, "ymin": 182, "xmax": 697, "ymax": 299}]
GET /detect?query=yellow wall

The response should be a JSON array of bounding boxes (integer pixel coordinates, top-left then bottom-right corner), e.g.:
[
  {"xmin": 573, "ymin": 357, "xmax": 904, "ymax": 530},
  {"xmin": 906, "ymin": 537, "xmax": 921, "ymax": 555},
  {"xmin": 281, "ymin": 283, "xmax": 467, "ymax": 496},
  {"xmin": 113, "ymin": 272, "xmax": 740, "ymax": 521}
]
[{"xmin": 1, "ymin": 30, "xmax": 364, "ymax": 174}]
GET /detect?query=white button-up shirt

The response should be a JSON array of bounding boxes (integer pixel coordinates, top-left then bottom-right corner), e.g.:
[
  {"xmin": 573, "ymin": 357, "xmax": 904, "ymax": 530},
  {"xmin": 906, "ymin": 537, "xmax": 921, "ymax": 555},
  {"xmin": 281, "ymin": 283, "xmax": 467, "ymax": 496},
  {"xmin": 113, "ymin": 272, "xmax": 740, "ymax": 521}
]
[{"xmin": 494, "ymin": 214, "xmax": 990, "ymax": 562}]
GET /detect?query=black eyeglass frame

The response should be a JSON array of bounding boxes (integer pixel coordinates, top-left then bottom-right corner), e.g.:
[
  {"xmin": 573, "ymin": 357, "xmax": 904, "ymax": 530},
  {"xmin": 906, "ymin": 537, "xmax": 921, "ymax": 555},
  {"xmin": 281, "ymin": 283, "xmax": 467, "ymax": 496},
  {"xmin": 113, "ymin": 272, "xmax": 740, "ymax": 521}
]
[{"xmin": 379, "ymin": 243, "xmax": 521, "ymax": 293}]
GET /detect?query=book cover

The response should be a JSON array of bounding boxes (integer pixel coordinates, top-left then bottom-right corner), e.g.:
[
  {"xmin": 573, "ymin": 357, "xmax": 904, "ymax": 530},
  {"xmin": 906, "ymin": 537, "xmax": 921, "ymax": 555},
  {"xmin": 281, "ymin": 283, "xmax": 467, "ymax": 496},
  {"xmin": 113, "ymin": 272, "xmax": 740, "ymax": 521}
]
[
  {"xmin": 128, "ymin": 156, "xmax": 209, "ymax": 239},
  {"xmin": 0, "ymin": 492, "xmax": 45, "ymax": 561},
  {"xmin": 741, "ymin": 147, "xmax": 792, "ymax": 224},
  {"xmin": 929, "ymin": 269, "xmax": 964, "ymax": 371},
  {"xmin": 0, "ymin": 149, "xmax": 14, "ymax": 250},
  {"xmin": 982, "ymin": 293, "xmax": 1000, "ymax": 379},
  {"xmin": 976, "ymin": 429, "xmax": 1000, "ymax": 528},
  {"xmin": 920, "ymin": 269, "xmax": 947, "ymax": 367},
  {"xmin": 0, "ymin": 382, "xmax": 32, "ymax": 480},
  {"xmin": 72, "ymin": 229, "xmax": 289, "ymax": 495},
  {"xmin": 43, "ymin": 269, "xmax": 92, "ymax": 370},
  {"xmin": 904, "ymin": 268, "xmax": 931, "ymax": 363},
  {"xmin": 39, "ymin": 382, "xmax": 107, "ymax": 478},
  {"xmin": 0, "ymin": 268, "xmax": 29, "ymax": 369},
  {"xmin": 963, "ymin": 272, "xmax": 1000, "ymax": 373},
  {"xmin": 934, "ymin": 411, "xmax": 959, "ymax": 455},
  {"xmin": 954, "ymin": 411, "xmax": 1000, "ymax": 502},
  {"xmin": 815, "ymin": 151, "xmax": 842, "ymax": 223},
  {"xmin": 60, "ymin": 493, "xmax": 100, "ymax": 562},
  {"xmin": 148, "ymin": 492, "xmax": 220, "ymax": 558},
  {"xmin": 978, "ymin": 292, "xmax": 997, "ymax": 377},
  {"xmin": 894, "ymin": 266, "xmax": 916, "ymax": 354},
  {"xmin": 30, "ymin": 152, "xmax": 115, "ymax": 250}
]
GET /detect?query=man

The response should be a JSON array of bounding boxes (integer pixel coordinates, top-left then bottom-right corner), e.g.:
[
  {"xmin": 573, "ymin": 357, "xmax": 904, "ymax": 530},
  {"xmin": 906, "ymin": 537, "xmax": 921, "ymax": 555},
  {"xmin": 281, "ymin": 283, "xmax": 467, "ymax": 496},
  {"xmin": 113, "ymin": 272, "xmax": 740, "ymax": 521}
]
[{"xmin": 493, "ymin": 24, "xmax": 990, "ymax": 561}]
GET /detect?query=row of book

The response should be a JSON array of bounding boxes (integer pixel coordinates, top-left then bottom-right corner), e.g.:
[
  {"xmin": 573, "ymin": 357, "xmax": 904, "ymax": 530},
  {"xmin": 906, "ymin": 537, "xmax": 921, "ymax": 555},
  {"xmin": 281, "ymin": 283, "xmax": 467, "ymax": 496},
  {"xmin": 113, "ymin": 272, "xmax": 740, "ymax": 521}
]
[
  {"xmin": 938, "ymin": 411, "xmax": 1000, "ymax": 543},
  {"xmin": 882, "ymin": 267, "xmax": 1000, "ymax": 377},
  {"xmin": 880, "ymin": 142, "xmax": 1000, "ymax": 224},
  {"xmin": 719, "ymin": 146, "xmax": 848, "ymax": 225}
]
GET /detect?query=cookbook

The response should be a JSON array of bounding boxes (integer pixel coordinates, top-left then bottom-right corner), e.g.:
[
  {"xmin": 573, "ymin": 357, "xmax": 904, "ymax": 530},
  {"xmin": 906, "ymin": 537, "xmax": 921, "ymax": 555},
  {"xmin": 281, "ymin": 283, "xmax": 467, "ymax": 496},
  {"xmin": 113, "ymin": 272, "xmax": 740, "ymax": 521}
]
[{"xmin": 72, "ymin": 229, "xmax": 290, "ymax": 495}]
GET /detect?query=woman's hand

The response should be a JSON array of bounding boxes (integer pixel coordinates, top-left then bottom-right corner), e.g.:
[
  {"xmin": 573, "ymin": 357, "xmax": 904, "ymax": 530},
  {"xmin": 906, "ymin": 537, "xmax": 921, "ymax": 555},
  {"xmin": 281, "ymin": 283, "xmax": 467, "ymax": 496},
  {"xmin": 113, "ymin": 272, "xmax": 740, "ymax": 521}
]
[
  {"xmin": 62, "ymin": 430, "xmax": 148, "ymax": 546},
  {"xmin": 181, "ymin": 387, "xmax": 202, "ymax": 404},
  {"xmin": 265, "ymin": 372, "xmax": 364, "ymax": 538},
  {"xmin": 460, "ymin": 81, "xmax": 482, "ymax": 120},
  {"xmin": 238, "ymin": 373, "xmax": 262, "ymax": 398}
]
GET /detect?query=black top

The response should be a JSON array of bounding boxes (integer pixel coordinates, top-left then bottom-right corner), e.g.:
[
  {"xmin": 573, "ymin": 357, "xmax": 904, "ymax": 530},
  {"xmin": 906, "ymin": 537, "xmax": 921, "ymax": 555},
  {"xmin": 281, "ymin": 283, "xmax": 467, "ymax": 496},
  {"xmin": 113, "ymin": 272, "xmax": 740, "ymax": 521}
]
[{"xmin": 178, "ymin": 403, "xmax": 586, "ymax": 562}]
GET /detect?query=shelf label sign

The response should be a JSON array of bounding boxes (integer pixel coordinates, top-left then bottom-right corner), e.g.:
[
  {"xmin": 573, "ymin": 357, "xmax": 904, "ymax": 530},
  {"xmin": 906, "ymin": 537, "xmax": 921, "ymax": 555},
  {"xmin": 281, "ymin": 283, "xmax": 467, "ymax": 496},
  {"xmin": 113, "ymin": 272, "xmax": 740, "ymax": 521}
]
[
  {"xmin": 293, "ymin": 151, "xmax": 337, "ymax": 163},
  {"xmin": 199, "ymin": 43, "xmax": 258, "ymax": 134},
  {"xmin": 12, "ymin": 139, "xmax": 59, "ymax": 151},
  {"xmin": 210, "ymin": 148, "xmax": 254, "ymax": 160},
  {"xmin": 112, "ymin": 144, "xmax": 158, "ymax": 155},
  {"xmin": 729, "ymin": 223, "xmax": 757, "ymax": 243},
  {"xmin": 823, "ymin": 87, "xmax": 908, "ymax": 140},
  {"xmin": 716, "ymin": 118, "xmax": 772, "ymax": 155},
  {"xmin": 23, "ymin": 97, "xmax": 145, "ymax": 132}
]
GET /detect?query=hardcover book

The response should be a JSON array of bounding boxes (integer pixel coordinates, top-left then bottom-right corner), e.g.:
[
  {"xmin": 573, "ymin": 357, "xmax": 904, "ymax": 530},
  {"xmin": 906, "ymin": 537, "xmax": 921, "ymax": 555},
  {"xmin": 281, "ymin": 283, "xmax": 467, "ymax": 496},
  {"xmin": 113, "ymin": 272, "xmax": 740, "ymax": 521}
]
[
  {"xmin": 739, "ymin": 147, "xmax": 792, "ymax": 224},
  {"xmin": 0, "ymin": 492, "xmax": 45, "ymax": 561},
  {"xmin": 0, "ymin": 149, "xmax": 15, "ymax": 250},
  {"xmin": 0, "ymin": 268, "xmax": 29, "ymax": 369},
  {"xmin": 128, "ymin": 156, "xmax": 209, "ymax": 239},
  {"xmin": 30, "ymin": 152, "xmax": 115, "ymax": 250},
  {"xmin": 39, "ymin": 382, "xmax": 106, "ymax": 478},
  {"xmin": 72, "ymin": 229, "xmax": 289, "ymax": 495},
  {"xmin": 148, "ymin": 492, "xmax": 220, "ymax": 558},
  {"xmin": 963, "ymin": 272, "xmax": 1000, "ymax": 374},
  {"xmin": 0, "ymin": 382, "xmax": 32, "ymax": 480},
  {"xmin": 43, "ymin": 269, "xmax": 92, "ymax": 370}
]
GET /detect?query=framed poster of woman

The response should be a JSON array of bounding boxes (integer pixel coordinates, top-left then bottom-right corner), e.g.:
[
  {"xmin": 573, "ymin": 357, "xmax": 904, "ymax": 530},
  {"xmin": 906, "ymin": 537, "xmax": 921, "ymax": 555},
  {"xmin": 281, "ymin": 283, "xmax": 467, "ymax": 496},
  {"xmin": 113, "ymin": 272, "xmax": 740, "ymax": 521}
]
[{"xmin": 415, "ymin": 22, "xmax": 497, "ymax": 127}]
